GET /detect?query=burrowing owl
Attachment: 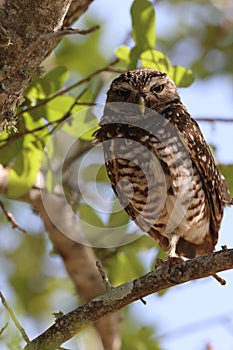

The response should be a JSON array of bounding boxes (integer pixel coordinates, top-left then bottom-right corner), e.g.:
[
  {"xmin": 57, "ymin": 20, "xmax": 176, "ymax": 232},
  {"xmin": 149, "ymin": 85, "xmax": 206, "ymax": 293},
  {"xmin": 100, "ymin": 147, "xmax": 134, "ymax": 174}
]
[{"xmin": 94, "ymin": 69, "xmax": 231, "ymax": 258}]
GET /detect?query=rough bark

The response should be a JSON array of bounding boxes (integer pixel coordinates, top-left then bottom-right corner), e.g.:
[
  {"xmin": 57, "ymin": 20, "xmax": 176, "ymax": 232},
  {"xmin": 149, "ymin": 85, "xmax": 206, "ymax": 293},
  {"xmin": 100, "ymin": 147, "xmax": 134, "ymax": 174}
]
[
  {"xmin": 0, "ymin": 0, "xmax": 93, "ymax": 130},
  {"xmin": 23, "ymin": 248, "xmax": 233, "ymax": 349}
]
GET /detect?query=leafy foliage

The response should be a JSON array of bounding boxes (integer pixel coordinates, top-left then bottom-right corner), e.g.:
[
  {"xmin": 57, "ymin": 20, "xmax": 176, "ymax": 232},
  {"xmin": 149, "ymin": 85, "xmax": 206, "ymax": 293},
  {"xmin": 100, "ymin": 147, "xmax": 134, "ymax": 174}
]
[{"xmin": 115, "ymin": 0, "xmax": 195, "ymax": 87}]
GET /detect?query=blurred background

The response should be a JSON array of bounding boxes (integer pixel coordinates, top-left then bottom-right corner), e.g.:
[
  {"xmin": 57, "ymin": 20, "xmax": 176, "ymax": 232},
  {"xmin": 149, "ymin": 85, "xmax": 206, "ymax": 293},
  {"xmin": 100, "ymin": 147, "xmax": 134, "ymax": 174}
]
[{"xmin": 0, "ymin": 1, "xmax": 233, "ymax": 349}]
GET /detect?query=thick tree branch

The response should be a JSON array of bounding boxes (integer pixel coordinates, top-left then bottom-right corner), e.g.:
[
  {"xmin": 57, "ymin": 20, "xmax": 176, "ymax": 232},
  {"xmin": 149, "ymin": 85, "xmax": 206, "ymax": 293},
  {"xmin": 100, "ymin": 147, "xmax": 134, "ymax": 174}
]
[
  {"xmin": 23, "ymin": 248, "xmax": 233, "ymax": 349},
  {"xmin": 0, "ymin": 0, "xmax": 94, "ymax": 131}
]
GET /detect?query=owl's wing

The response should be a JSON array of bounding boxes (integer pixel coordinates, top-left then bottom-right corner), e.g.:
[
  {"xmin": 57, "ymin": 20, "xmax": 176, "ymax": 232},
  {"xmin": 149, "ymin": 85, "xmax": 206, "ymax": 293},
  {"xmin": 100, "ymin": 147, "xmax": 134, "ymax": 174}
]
[{"xmin": 171, "ymin": 107, "xmax": 231, "ymax": 238}]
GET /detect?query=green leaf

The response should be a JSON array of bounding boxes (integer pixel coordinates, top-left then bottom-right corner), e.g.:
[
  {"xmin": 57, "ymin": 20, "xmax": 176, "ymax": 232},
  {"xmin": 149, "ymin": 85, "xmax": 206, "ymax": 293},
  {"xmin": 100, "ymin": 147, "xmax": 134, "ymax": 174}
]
[
  {"xmin": 169, "ymin": 65, "xmax": 195, "ymax": 87},
  {"xmin": 7, "ymin": 143, "xmax": 42, "ymax": 198},
  {"xmin": 115, "ymin": 45, "xmax": 131, "ymax": 65},
  {"xmin": 129, "ymin": 0, "xmax": 156, "ymax": 69},
  {"xmin": 45, "ymin": 95, "xmax": 79, "ymax": 122},
  {"xmin": 141, "ymin": 49, "xmax": 171, "ymax": 72},
  {"xmin": 0, "ymin": 132, "xmax": 23, "ymax": 165},
  {"xmin": 107, "ymin": 200, "xmax": 130, "ymax": 228},
  {"xmin": 41, "ymin": 66, "xmax": 69, "ymax": 96},
  {"xmin": 131, "ymin": 0, "xmax": 156, "ymax": 51},
  {"xmin": 79, "ymin": 204, "xmax": 105, "ymax": 228},
  {"xmin": 129, "ymin": 46, "xmax": 141, "ymax": 70},
  {"xmin": 61, "ymin": 108, "xmax": 98, "ymax": 140},
  {"xmin": 25, "ymin": 66, "xmax": 69, "ymax": 101},
  {"xmin": 141, "ymin": 49, "xmax": 195, "ymax": 87}
]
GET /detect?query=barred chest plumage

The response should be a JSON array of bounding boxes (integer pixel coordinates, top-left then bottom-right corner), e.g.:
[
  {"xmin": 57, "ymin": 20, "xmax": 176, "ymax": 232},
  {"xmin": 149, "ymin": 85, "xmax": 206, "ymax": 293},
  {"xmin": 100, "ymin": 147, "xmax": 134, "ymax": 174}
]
[
  {"xmin": 93, "ymin": 68, "xmax": 231, "ymax": 258},
  {"xmin": 95, "ymin": 117, "xmax": 210, "ymax": 258}
]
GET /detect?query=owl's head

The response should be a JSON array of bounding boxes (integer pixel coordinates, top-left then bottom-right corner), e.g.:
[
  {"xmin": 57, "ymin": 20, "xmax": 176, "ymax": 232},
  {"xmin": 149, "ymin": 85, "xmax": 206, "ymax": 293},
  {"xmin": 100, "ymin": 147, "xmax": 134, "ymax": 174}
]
[{"xmin": 106, "ymin": 69, "xmax": 181, "ymax": 115}]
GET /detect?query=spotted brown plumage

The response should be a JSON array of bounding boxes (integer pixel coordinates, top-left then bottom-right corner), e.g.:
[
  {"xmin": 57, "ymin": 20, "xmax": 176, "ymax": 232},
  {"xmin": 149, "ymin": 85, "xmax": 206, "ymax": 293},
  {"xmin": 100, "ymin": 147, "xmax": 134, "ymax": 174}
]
[{"xmin": 93, "ymin": 69, "xmax": 231, "ymax": 258}]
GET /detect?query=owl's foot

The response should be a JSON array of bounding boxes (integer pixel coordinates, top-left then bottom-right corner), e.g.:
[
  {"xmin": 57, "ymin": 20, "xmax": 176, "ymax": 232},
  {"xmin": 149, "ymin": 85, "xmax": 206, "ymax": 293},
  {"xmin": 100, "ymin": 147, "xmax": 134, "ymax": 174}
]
[
  {"xmin": 155, "ymin": 256, "xmax": 185, "ymax": 284},
  {"xmin": 155, "ymin": 256, "xmax": 184, "ymax": 268},
  {"xmin": 167, "ymin": 233, "xmax": 180, "ymax": 258}
]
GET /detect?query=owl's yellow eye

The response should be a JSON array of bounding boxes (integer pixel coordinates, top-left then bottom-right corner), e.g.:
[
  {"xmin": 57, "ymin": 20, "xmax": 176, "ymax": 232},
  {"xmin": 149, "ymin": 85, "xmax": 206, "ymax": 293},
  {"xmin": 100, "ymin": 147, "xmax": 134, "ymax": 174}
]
[
  {"xmin": 116, "ymin": 89, "xmax": 130, "ymax": 97},
  {"xmin": 151, "ymin": 84, "xmax": 164, "ymax": 93}
]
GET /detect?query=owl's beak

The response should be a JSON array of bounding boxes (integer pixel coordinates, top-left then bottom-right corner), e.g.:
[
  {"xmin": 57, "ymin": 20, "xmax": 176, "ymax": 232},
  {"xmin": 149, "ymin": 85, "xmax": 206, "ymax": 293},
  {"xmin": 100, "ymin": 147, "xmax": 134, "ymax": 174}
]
[{"xmin": 136, "ymin": 94, "xmax": 146, "ymax": 115}]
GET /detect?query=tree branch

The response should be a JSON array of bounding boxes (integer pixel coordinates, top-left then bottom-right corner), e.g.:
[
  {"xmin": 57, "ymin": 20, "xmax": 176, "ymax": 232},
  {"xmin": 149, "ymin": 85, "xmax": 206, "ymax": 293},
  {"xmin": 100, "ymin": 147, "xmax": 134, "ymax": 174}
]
[
  {"xmin": 195, "ymin": 117, "xmax": 233, "ymax": 123},
  {"xmin": 0, "ymin": 0, "xmax": 94, "ymax": 131},
  {"xmin": 64, "ymin": 0, "xmax": 94, "ymax": 27},
  {"xmin": 23, "ymin": 248, "xmax": 233, "ymax": 349}
]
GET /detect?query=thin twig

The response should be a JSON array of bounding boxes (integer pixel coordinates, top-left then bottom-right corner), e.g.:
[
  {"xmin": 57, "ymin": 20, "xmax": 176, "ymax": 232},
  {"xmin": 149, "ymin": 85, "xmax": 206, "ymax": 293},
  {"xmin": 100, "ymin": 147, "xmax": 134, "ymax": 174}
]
[
  {"xmin": 196, "ymin": 117, "xmax": 233, "ymax": 123},
  {"xmin": 0, "ymin": 200, "xmax": 27, "ymax": 234},
  {"xmin": 96, "ymin": 260, "xmax": 113, "ymax": 291},
  {"xmin": 212, "ymin": 273, "xmax": 226, "ymax": 285},
  {"xmin": 56, "ymin": 25, "xmax": 100, "ymax": 37},
  {"xmin": 0, "ymin": 291, "xmax": 30, "ymax": 344},
  {"xmin": 0, "ymin": 322, "xmax": 8, "ymax": 336}
]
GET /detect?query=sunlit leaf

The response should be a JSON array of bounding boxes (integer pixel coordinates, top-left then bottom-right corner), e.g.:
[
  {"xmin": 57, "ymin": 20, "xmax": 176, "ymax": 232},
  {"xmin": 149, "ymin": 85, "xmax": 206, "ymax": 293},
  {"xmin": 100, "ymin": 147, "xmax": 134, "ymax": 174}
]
[
  {"xmin": 61, "ymin": 109, "xmax": 98, "ymax": 140},
  {"xmin": 7, "ymin": 143, "xmax": 42, "ymax": 198},
  {"xmin": 25, "ymin": 66, "xmax": 69, "ymax": 101},
  {"xmin": 129, "ymin": 46, "xmax": 141, "ymax": 70},
  {"xmin": 141, "ymin": 49, "xmax": 171, "ymax": 72},
  {"xmin": 131, "ymin": 0, "xmax": 156, "ymax": 51},
  {"xmin": 45, "ymin": 95, "xmax": 80, "ymax": 122},
  {"xmin": 141, "ymin": 50, "xmax": 195, "ymax": 87},
  {"xmin": 169, "ymin": 65, "xmax": 195, "ymax": 87},
  {"xmin": 129, "ymin": 0, "xmax": 156, "ymax": 69},
  {"xmin": 115, "ymin": 45, "xmax": 131, "ymax": 66}
]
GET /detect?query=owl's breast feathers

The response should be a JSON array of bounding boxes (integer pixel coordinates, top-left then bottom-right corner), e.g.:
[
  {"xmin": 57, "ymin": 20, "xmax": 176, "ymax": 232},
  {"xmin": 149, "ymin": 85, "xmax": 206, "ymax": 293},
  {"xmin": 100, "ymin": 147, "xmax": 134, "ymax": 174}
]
[
  {"xmin": 93, "ymin": 71, "xmax": 231, "ymax": 258},
  {"xmin": 93, "ymin": 107, "xmax": 231, "ymax": 258}
]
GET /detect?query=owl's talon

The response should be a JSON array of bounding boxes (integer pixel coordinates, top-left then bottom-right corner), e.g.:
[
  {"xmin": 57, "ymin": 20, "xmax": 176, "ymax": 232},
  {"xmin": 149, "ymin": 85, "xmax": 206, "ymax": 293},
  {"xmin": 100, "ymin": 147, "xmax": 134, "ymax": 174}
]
[
  {"xmin": 155, "ymin": 258, "xmax": 165, "ymax": 268},
  {"xmin": 167, "ymin": 256, "xmax": 184, "ymax": 266}
]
